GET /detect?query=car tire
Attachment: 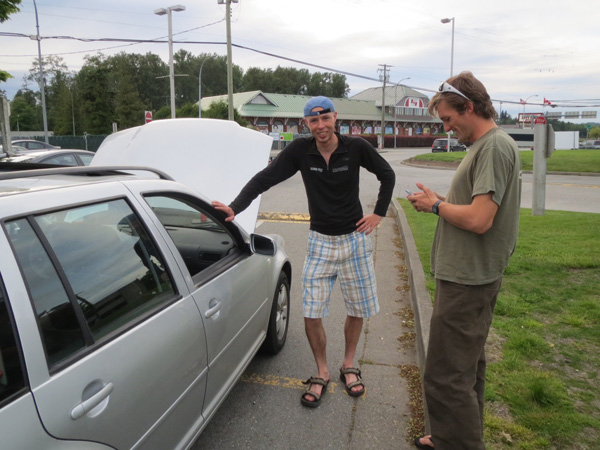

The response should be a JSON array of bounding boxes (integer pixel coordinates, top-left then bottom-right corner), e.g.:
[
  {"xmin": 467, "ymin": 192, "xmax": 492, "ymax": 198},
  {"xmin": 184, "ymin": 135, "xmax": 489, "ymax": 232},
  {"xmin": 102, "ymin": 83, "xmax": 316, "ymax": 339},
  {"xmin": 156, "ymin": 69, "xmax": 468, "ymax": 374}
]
[{"xmin": 261, "ymin": 271, "xmax": 290, "ymax": 355}]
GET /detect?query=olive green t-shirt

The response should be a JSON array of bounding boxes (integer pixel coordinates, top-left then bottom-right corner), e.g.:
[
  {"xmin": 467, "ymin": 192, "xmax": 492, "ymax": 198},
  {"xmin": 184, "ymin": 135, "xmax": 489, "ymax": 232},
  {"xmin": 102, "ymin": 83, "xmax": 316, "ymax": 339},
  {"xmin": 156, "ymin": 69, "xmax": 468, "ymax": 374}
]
[{"xmin": 431, "ymin": 127, "xmax": 521, "ymax": 285}]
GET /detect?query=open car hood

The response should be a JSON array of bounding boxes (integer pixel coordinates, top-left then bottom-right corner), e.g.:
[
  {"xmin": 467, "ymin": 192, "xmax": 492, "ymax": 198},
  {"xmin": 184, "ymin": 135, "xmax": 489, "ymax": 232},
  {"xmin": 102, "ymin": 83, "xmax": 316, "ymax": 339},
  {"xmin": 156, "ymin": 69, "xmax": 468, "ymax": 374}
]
[{"xmin": 91, "ymin": 118, "xmax": 272, "ymax": 234}]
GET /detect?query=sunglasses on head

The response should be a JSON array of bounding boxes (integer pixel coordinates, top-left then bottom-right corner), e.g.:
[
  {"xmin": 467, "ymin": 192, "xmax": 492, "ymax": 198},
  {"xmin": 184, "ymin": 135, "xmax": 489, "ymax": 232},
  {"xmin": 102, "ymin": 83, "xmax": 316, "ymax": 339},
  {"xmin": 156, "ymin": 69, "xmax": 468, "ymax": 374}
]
[{"xmin": 438, "ymin": 81, "xmax": 471, "ymax": 101}]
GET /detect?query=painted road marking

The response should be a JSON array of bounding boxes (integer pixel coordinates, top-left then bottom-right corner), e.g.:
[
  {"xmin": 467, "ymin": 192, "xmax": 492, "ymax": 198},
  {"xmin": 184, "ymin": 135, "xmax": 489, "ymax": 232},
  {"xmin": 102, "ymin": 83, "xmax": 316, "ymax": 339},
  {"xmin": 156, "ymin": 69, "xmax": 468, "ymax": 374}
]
[{"xmin": 258, "ymin": 212, "xmax": 311, "ymax": 223}]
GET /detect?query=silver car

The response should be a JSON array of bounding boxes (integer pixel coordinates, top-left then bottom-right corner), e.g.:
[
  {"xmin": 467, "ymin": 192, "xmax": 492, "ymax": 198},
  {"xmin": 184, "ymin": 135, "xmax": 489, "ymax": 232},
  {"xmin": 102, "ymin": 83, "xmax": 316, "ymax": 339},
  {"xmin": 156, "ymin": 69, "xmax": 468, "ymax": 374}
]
[
  {"xmin": 1, "ymin": 149, "xmax": 95, "ymax": 166},
  {"xmin": 0, "ymin": 120, "xmax": 291, "ymax": 449}
]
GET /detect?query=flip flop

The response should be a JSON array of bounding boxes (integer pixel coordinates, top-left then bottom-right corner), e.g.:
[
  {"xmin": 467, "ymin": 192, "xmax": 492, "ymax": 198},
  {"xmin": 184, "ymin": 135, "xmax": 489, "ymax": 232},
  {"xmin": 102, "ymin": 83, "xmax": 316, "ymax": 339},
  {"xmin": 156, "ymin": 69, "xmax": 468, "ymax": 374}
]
[
  {"xmin": 339, "ymin": 367, "xmax": 366, "ymax": 397},
  {"xmin": 300, "ymin": 376, "xmax": 330, "ymax": 408}
]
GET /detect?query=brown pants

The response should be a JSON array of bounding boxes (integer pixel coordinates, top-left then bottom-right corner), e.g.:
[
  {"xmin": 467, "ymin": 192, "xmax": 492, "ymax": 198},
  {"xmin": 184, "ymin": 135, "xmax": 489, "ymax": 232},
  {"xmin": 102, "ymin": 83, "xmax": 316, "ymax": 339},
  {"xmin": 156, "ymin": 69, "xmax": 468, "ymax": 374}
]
[{"xmin": 424, "ymin": 278, "xmax": 502, "ymax": 450}]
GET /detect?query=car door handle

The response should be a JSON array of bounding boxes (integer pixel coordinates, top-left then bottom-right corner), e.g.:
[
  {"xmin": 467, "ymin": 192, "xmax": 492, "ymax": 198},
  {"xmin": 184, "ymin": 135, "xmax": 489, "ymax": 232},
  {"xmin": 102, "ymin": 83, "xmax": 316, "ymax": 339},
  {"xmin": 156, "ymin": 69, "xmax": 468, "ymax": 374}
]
[
  {"xmin": 71, "ymin": 382, "xmax": 114, "ymax": 420},
  {"xmin": 205, "ymin": 299, "xmax": 222, "ymax": 319}
]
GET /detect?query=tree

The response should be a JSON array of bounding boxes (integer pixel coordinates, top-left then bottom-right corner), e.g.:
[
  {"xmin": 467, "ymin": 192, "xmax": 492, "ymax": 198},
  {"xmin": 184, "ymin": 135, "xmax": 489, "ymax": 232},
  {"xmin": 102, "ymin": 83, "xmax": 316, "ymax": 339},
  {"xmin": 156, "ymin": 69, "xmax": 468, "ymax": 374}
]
[
  {"xmin": 110, "ymin": 54, "xmax": 149, "ymax": 129},
  {"xmin": 203, "ymin": 100, "xmax": 247, "ymax": 127},
  {"xmin": 1, "ymin": 1, "xmax": 22, "ymax": 90},
  {"xmin": 9, "ymin": 90, "xmax": 39, "ymax": 131},
  {"xmin": 497, "ymin": 110, "xmax": 516, "ymax": 125},
  {"xmin": 173, "ymin": 50, "xmax": 244, "ymax": 106},
  {"xmin": 306, "ymin": 72, "xmax": 349, "ymax": 98},
  {"xmin": 177, "ymin": 102, "xmax": 199, "ymax": 118},
  {"xmin": 242, "ymin": 67, "xmax": 273, "ymax": 92},
  {"xmin": 241, "ymin": 66, "xmax": 349, "ymax": 97},
  {"xmin": 76, "ymin": 54, "xmax": 115, "ymax": 134},
  {"xmin": 0, "ymin": 0, "xmax": 21, "ymax": 22},
  {"xmin": 47, "ymin": 70, "xmax": 76, "ymax": 135},
  {"xmin": 272, "ymin": 67, "xmax": 310, "ymax": 95},
  {"xmin": 0, "ymin": 71, "xmax": 13, "ymax": 83},
  {"xmin": 589, "ymin": 127, "xmax": 600, "ymax": 139}
]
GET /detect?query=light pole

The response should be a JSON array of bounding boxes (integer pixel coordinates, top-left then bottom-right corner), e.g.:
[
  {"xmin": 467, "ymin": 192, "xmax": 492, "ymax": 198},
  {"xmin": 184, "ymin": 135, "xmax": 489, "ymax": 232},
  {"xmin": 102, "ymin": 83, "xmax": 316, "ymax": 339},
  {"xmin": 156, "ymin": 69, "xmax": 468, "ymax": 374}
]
[
  {"xmin": 522, "ymin": 94, "xmax": 538, "ymax": 128},
  {"xmin": 31, "ymin": 0, "xmax": 49, "ymax": 143},
  {"xmin": 154, "ymin": 5, "xmax": 186, "ymax": 119},
  {"xmin": 523, "ymin": 94, "xmax": 538, "ymax": 113},
  {"xmin": 198, "ymin": 58, "xmax": 209, "ymax": 118},
  {"xmin": 393, "ymin": 77, "xmax": 410, "ymax": 148},
  {"xmin": 441, "ymin": 17, "xmax": 455, "ymax": 76},
  {"xmin": 441, "ymin": 17, "xmax": 455, "ymax": 151}
]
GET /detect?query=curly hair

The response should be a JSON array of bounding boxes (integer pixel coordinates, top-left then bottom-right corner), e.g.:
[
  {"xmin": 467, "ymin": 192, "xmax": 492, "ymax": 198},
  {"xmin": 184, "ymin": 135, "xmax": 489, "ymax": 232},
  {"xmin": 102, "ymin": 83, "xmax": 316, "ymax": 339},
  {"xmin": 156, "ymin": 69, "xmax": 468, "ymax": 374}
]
[{"xmin": 428, "ymin": 71, "xmax": 497, "ymax": 120}]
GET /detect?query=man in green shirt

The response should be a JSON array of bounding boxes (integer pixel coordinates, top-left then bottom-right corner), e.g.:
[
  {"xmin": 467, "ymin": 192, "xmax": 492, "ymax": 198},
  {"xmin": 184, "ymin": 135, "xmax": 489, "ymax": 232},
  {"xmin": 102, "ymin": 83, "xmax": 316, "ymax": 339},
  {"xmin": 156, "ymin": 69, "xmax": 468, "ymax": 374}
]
[{"xmin": 408, "ymin": 72, "xmax": 521, "ymax": 449}]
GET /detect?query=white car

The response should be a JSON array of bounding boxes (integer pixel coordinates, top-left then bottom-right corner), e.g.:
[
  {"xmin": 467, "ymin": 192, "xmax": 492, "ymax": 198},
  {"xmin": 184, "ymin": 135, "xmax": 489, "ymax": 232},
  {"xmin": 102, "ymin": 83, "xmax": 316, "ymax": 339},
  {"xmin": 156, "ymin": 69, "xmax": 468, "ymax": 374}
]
[{"xmin": 0, "ymin": 119, "xmax": 291, "ymax": 449}]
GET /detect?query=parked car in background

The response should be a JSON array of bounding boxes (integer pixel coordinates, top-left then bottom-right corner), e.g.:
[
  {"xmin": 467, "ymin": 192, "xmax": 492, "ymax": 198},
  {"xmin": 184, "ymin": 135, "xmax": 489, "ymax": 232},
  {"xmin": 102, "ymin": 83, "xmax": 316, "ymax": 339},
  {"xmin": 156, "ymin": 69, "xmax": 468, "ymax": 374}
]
[
  {"xmin": 11, "ymin": 139, "xmax": 60, "ymax": 151},
  {"xmin": 0, "ymin": 145, "xmax": 28, "ymax": 158},
  {"xmin": 0, "ymin": 149, "xmax": 95, "ymax": 166},
  {"xmin": 0, "ymin": 119, "xmax": 291, "ymax": 449},
  {"xmin": 432, "ymin": 138, "xmax": 467, "ymax": 152},
  {"xmin": 580, "ymin": 140, "xmax": 600, "ymax": 149}
]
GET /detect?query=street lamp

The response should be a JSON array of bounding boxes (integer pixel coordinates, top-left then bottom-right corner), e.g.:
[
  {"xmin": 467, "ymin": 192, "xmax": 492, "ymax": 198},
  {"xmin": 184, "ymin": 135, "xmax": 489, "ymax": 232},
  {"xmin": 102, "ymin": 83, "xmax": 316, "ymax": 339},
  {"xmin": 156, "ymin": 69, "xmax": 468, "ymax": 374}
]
[
  {"xmin": 441, "ymin": 17, "xmax": 455, "ymax": 77},
  {"xmin": 523, "ymin": 94, "xmax": 538, "ymax": 113},
  {"xmin": 441, "ymin": 17, "xmax": 455, "ymax": 151},
  {"xmin": 522, "ymin": 94, "xmax": 538, "ymax": 128},
  {"xmin": 394, "ymin": 77, "xmax": 411, "ymax": 148},
  {"xmin": 154, "ymin": 5, "xmax": 186, "ymax": 119},
  {"xmin": 198, "ymin": 58, "xmax": 210, "ymax": 118}
]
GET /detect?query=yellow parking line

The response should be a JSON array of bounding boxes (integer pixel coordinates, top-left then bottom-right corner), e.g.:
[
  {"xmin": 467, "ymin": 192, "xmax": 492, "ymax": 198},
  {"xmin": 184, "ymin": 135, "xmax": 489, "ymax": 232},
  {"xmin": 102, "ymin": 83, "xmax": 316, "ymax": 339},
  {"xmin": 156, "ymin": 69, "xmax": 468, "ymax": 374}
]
[
  {"xmin": 546, "ymin": 182, "xmax": 600, "ymax": 189},
  {"xmin": 257, "ymin": 212, "xmax": 311, "ymax": 223},
  {"xmin": 241, "ymin": 372, "xmax": 342, "ymax": 394}
]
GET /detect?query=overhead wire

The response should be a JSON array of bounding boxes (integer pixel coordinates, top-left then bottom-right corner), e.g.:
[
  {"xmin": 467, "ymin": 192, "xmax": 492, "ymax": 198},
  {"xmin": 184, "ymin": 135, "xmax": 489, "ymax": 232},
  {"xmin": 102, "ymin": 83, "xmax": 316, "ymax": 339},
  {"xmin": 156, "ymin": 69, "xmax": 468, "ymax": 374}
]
[{"xmin": 1, "ymin": 31, "xmax": 599, "ymax": 108}]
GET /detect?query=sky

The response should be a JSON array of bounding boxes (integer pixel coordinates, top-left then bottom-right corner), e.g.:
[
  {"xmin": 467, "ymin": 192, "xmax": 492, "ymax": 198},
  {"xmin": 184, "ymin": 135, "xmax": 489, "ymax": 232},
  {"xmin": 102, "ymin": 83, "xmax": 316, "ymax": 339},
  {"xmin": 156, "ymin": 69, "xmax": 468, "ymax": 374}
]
[{"xmin": 1, "ymin": 0, "xmax": 599, "ymax": 123}]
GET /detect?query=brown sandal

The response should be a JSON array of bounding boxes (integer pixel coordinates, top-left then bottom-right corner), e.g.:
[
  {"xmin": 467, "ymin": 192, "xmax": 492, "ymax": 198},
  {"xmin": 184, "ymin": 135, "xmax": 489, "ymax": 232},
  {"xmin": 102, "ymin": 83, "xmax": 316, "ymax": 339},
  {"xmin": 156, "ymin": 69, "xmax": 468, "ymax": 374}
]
[
  {"xmin": 339, "ymin": 367, "xmax": 366, "ymax": 397},
  {"xmin": 300, "ymin": 377, "xmax": 330, "ymax": 408}
]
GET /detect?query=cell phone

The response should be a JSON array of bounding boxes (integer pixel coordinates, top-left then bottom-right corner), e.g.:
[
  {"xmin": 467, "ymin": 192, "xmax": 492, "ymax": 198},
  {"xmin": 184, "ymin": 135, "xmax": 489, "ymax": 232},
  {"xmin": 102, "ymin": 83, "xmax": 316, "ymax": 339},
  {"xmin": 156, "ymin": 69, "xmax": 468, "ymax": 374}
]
[{"xmin": 405, "ymin": 189, "xmax": 414, "ymax": 196}]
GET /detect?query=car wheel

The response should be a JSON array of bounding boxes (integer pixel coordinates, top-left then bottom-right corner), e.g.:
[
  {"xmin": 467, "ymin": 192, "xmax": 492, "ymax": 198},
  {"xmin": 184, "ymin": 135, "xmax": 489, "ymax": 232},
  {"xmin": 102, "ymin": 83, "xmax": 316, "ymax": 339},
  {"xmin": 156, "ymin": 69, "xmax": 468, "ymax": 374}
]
[{"xmin": 262, "ymin": 271, "xmax": 290, "ymax": 355}]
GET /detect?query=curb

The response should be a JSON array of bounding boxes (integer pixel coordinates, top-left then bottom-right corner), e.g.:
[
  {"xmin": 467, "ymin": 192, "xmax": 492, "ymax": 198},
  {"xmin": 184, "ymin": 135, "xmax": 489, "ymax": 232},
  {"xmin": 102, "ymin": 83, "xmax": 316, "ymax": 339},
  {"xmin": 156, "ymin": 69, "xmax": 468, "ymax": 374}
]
[
  {"xmin": 391, "ymin": 198, "xmax": 433, "ymax": 433},
  {"xmin": 390, "ymin": 199, "xmax": 432, "ymax": 374}
]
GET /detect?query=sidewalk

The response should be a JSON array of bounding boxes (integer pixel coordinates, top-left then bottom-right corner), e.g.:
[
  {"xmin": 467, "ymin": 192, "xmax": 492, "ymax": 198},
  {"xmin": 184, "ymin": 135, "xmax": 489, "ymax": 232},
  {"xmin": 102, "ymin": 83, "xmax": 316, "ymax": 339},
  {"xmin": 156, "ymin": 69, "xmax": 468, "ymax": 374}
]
[
  {"xmin": 338, "ymin": 203, "xmax": 434, "ymax": 449},
  {"xmin": 193, "ymin": 209, "xmax": 431, "ymax": 450}
]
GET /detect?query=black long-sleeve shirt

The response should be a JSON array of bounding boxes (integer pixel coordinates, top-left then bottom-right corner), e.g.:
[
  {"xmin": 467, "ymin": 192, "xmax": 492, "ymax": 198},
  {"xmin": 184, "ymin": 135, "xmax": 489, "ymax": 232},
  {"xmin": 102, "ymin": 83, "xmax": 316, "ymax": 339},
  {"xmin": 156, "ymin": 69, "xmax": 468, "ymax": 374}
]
[{"xmin": 230, "ymin": 133, "xmax": 396, "ymax": 236}]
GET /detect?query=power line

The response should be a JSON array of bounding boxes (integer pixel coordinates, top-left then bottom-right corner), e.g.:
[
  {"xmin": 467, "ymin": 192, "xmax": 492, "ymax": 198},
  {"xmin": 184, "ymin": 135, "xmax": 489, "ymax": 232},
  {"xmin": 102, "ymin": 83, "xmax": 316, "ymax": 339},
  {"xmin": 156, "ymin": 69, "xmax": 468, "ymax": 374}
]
[{"xmin": 2, "ymin": 32, "xmax": 599, "ymax": 108}]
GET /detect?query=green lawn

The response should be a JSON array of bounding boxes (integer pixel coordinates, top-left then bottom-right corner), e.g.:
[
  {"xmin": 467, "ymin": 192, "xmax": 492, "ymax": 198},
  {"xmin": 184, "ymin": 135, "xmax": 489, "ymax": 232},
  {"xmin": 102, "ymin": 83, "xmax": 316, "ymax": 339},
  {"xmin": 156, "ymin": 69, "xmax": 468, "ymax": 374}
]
[
  {"xmin": 399, "ymin": 199, "xmax": 600, "ymax": 449},
  {"xmin": 412, "ymin": 149, "xmax": 600, "ymax": 174}
]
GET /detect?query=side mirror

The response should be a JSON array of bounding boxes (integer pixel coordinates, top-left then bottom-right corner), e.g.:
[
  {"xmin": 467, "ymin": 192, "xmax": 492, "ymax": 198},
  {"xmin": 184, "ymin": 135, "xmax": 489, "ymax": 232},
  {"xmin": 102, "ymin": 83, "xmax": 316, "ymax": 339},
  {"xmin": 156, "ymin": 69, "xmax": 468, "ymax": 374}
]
[{"xmin": 250, "ymin": 234, "xmax": 276, "ymax": 256}]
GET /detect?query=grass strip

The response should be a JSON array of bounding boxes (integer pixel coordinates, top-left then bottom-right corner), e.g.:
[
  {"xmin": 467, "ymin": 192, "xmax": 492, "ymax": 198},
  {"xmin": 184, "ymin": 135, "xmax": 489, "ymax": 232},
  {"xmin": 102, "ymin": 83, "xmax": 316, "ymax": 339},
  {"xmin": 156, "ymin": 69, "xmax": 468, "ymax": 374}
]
[
  {"xmin": 398, "ymin": 198, "xmax": 600, "ymax": 449},
  {"xmin": 411, "ymin": 149, "xmax": 600, "ymax": 174}
]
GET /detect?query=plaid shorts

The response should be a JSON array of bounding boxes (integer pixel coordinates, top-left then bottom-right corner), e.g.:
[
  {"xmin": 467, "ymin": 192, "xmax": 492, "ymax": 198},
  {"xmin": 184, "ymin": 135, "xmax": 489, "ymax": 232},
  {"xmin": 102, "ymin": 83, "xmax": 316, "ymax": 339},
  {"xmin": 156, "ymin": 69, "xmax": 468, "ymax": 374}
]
[{"xmin": 302, "ymin": 230, "xmax": 379, "ymax": 319}]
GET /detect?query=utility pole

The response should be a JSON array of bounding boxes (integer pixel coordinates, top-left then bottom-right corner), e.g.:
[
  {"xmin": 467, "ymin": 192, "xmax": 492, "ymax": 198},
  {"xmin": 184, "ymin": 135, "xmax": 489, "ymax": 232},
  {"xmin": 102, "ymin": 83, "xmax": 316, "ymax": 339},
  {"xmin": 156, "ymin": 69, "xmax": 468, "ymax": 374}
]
[
  {"xmin": 32, "ymin": 0, "xmax": 49, "ymax": 143},
  {"xmin": 220, "ymin": 0, "xmax": 238, "ymax": 121},
  {"xmin": 378, "ymin": 64, "xmax": 391, "ymax": 151}
]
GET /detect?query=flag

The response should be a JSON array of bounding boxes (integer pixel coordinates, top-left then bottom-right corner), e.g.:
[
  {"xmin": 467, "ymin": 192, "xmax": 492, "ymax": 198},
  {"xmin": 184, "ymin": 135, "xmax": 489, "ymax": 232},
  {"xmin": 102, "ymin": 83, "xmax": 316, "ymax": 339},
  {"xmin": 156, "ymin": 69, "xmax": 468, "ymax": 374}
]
[
  {"xmin": 520, "ymin": 98, "xmax": 526, "ymax": 105},
  {"xmin": 543, "ymin": 98, "xmax": 552, "ymax": 106}
]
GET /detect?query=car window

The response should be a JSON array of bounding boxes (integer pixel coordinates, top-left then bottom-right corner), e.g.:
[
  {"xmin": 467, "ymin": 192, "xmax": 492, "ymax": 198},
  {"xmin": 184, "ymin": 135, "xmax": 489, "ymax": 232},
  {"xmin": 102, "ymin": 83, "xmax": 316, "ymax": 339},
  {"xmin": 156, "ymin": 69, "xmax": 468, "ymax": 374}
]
[
  {"xmin": 145, "ymin": 195, "xmax": 237, "ymax": 278},
  {"xmin": 7, "ymin": 218, "xmax": 87, "ymax": 366},
  {"xmin": 6, "ymin": 199, "xmax": 176, "ymax": 368},
  {"xmin": 40, "ymin": 154, "xmax": 78, "ymax": 166},
  {"xmin": 0, "ymin": 280, "xmax": 26, "ymax": 405},
  {"xmin": 78, "ymin": 153, "xmax": 94, "ymax": 166},
  {"xmin": 27, "ymin": 142, "xmax": 45, "ymax": 150}
]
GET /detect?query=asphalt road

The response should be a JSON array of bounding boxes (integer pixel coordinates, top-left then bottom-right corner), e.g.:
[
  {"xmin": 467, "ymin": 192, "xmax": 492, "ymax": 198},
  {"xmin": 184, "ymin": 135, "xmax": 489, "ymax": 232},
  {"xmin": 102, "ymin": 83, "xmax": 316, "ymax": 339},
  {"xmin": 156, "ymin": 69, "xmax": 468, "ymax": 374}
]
[{"xmin": 191, "ymin": 147, "xmax": 599, "ymax": 450}]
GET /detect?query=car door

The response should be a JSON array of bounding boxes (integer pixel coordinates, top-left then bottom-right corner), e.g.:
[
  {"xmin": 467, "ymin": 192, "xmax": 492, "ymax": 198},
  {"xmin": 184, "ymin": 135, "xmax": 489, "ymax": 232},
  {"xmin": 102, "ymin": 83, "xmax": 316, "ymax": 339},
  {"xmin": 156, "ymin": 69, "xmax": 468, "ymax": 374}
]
[
  {"xmin": 142, "ymin": 194, "xmax": 271, "ymax": 419},
  {"xmin": 3, "ymin": 197, "xmax": 209, "ymax": 450}
]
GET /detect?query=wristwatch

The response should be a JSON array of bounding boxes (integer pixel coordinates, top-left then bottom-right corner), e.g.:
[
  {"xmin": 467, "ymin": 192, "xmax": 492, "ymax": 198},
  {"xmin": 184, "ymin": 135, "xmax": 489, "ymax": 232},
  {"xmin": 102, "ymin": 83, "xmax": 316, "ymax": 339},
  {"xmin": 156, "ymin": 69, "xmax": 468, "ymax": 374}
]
[{"xmin": 432, "ymin": 200, "xmax": 442, "ymax": 215}]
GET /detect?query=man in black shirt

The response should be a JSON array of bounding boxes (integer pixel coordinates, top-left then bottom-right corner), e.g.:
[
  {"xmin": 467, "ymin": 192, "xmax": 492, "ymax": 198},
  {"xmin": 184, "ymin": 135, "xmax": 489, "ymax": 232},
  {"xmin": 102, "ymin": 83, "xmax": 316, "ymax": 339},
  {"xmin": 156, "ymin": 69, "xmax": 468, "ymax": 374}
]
[{"xmin": 213, "ymin": 96, "xmax": 395, "ymax": 408}]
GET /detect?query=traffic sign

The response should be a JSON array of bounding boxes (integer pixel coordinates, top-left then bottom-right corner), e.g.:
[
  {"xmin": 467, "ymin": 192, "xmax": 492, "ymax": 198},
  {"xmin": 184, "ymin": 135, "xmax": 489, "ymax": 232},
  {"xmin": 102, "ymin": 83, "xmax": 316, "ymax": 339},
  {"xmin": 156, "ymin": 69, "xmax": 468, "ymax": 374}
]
[
  {"xmin": 145, "ymin": 111, "xmax": 153, "ymax": 124},
  {"xmin": 534, "ymin": 116, "xmax": 547, "ymax": 125}
]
